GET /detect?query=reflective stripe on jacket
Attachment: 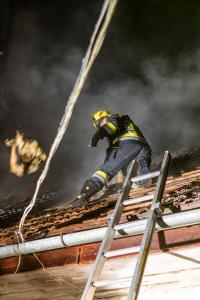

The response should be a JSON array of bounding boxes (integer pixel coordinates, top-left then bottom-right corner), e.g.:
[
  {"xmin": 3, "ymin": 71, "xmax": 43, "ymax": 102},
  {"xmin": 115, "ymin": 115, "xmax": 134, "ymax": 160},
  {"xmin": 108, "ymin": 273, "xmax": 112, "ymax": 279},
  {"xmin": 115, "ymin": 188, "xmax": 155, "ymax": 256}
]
[{"xmin": 103, "ymin": 114, "xmax": 149, "ymax": 146}]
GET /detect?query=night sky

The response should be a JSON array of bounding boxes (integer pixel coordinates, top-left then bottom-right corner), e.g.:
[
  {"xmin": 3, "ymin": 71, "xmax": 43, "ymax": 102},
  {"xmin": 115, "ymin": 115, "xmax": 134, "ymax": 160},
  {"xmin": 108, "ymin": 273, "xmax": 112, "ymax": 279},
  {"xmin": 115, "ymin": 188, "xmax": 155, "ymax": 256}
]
[{"xmin": 0, "ymin": 0, "xmax": 199, "ymax": 206}]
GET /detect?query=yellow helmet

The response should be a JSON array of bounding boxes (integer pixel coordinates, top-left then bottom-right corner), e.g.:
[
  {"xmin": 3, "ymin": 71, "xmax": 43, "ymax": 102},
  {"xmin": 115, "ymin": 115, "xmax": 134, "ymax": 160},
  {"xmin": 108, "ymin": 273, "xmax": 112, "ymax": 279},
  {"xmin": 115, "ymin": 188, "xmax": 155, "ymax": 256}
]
[{"xmin": 92, "ymin": 110, "xmax": 111, "ymax": 127}]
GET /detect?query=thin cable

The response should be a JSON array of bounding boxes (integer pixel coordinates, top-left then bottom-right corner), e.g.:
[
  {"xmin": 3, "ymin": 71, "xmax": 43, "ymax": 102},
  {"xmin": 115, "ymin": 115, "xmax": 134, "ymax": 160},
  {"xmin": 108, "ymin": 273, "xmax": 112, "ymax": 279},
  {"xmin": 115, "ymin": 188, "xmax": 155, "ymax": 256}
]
[
  {"xmin": 32, "ymin": 252, "xmax": 81, "ymax": 290},
  {"xmin": 12, "ymin": 233, "xmax": 81, "ymax": 290},
  {"xmin": 2, "ymin": 231, "xmax": 22, "ymax": 293},
  {"xmin": 14, "ymin": 231, "xmax": 22, "ymax": 274},
  {"xmin": 18, "ymin": 0, "xmax": 118, "ymax": 241},
  {"xmin": 1, "ymin": 98, "xmax": 26, "ymax": 134},
  {"xmin": 0, "ymin": 96, "xmax": 26, "ymax": 151}
]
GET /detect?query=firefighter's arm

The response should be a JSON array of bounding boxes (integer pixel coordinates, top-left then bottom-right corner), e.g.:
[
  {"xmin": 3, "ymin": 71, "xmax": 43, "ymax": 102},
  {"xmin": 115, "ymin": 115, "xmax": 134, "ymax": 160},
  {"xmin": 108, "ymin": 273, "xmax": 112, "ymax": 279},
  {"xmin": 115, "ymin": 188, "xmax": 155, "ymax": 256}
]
[
  {"xmin": 102, "ymin": 120, "xmax": 119, "ymax": 135},
  {"xmin": 90, "ymin": 127, "xmax": 108, "ymax": 147},
  {"xmin": 90, "ymin": 118, "xmax": 120, "ymax": 147}
]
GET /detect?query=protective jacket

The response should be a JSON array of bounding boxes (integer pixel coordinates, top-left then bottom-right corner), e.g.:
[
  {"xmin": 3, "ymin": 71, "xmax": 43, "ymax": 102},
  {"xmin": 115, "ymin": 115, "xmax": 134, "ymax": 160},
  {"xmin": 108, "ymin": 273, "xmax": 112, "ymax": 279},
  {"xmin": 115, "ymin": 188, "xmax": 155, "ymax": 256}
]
[
  {"xmin": 91, "ymin": 114, "xmax": 151, "ymax": 148},
  {"xmin": 74, "ymin": 113, "xmax": 152, "ymax": 206}
]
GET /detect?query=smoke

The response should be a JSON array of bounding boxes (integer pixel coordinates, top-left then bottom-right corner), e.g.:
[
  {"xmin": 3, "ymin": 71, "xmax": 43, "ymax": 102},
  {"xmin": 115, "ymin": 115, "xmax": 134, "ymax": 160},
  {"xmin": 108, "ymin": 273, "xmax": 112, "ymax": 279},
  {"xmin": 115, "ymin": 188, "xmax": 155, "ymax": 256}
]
[
  {"xmin": 91, "ymin": 54, "xmax": 200, "ymax": 151},
  {"xmin": 0, "ymin": 0, "xmax": 199, "ymax": 206}
]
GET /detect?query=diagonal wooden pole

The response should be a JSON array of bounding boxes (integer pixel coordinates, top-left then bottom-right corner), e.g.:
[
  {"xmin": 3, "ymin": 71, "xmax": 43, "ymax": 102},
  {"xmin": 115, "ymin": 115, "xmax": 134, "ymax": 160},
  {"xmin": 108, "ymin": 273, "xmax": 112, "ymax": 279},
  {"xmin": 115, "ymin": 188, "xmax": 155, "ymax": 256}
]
[{"xmin": 18, "ymin": 0, "xmax": 118, "ymax": 241}]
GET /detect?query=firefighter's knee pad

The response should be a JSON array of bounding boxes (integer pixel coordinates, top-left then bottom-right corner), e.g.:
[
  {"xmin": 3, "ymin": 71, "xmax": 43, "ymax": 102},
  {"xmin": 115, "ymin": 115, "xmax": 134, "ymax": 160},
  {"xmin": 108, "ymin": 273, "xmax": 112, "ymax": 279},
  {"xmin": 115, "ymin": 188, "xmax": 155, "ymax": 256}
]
[{"xmin": 80, "ymin": 179, "xmax": 102, "ymax": 197}]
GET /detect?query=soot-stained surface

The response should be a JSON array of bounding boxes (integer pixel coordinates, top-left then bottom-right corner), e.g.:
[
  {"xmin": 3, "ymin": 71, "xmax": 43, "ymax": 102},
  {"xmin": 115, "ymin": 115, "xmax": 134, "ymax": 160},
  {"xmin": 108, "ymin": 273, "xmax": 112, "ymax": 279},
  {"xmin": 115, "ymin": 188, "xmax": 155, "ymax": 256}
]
[
  {"xmin": 0, "ymin": 146, "xmax": 199, "ymax": 229},
  {"xmin": 0, "ymin": 167, "xmax": 199, "ymax": 246}
]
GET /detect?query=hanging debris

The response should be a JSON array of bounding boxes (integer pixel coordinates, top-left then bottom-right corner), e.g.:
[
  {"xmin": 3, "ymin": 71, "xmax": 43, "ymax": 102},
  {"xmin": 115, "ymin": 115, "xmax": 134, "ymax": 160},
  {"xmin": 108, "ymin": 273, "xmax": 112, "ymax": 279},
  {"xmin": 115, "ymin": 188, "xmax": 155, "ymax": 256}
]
[{"xmin": 5, "ymin": 131, "xmax": 47, "ymax": 177}]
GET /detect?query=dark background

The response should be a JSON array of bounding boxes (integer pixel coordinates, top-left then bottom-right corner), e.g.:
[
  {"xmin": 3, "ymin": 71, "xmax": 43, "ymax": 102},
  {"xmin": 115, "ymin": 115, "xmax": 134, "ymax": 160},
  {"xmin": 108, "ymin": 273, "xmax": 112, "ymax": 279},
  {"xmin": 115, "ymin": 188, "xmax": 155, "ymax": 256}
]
[{"xmin": 0, "ymin": 0, "xmax": 199, "ymax": 206}]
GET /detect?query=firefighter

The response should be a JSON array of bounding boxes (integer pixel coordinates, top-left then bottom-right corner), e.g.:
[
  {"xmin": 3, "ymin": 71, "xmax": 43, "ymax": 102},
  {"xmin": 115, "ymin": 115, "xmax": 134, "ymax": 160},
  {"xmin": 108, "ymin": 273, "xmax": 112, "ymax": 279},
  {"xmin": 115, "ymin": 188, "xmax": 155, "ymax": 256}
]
[{"xmin": 74, "ymin": 110, "xmax": 152, "ymax": 205}]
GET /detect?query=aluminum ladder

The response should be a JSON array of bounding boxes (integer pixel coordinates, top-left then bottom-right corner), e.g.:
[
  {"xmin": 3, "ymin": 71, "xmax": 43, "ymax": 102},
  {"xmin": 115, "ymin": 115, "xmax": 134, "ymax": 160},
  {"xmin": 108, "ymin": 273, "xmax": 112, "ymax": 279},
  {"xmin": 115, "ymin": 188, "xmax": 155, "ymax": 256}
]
[{"xmin": 81, "ymin": 151, "xmax": 171, "ymax": 300}]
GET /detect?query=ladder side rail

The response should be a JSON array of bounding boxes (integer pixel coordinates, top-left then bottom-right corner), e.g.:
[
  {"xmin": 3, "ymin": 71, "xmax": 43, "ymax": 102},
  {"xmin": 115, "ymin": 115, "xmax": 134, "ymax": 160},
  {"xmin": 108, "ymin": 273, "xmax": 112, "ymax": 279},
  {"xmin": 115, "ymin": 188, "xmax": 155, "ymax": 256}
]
[
  {"xmin": 107, "ymin": 159, "xmax": 138, "ymax": 226},
  {"xmin": 81, "ymin": 159, "xmax": 138, "ymax": 300},
  {"xmin": 127, "ymin": 151, "xmax": 171, "ymax": 300}
]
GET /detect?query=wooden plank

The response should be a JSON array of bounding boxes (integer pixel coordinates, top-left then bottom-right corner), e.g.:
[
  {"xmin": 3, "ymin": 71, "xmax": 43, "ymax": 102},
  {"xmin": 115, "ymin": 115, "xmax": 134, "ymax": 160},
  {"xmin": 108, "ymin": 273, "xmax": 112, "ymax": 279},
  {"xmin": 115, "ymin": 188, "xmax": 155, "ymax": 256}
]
[{"xmin": 0, "ymin": 246, "xmax": 200, "ymax": 300}]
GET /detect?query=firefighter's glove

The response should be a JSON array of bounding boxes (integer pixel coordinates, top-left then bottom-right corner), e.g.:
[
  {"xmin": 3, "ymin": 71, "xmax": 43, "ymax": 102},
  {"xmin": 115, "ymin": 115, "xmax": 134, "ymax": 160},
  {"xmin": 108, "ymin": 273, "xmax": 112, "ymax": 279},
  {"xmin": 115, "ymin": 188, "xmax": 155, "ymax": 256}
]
[
  {"xmin": 90, "ymin": 133, "xmax": 99, "ymax": 147},
  {"xmin": 90, "ymin": 128, "xmax": 106, "ymax": 147}
]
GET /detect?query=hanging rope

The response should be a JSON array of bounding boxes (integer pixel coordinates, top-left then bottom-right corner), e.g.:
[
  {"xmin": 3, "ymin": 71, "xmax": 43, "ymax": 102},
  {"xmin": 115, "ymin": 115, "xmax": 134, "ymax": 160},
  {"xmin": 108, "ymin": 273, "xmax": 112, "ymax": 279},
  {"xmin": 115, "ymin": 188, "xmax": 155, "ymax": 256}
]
[
  {"xmin": 18, "ymin": 0, "xmax": 118, "ymax": 241},
  {"xmin": 32, "ymin": 251, "xmax": 81, "ymax": 290},
  {"xmin": 1, "ymin": 98, "xmax": 26, "ymax": 134},
  {"xmin": 9, "ymin": 234, "xmax": 81, "ymax": 291}
]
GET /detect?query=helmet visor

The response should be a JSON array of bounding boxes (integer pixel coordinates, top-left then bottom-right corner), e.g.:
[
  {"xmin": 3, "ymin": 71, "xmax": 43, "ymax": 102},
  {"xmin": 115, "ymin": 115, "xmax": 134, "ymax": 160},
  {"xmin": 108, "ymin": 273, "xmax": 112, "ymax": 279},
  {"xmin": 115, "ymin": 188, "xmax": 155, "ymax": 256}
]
[{"xmin": 92, "ymin": 119, "xmax": 100, "ymax": 128}]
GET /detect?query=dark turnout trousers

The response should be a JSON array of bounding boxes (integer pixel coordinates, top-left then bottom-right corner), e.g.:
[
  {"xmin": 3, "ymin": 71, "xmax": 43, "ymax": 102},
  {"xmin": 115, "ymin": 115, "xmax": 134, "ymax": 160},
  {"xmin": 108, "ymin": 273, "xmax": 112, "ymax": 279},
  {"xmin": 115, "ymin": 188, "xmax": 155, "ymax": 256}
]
[{"xmin": 91, "ymin": 140, "xmax": 152, "ymax": 188}]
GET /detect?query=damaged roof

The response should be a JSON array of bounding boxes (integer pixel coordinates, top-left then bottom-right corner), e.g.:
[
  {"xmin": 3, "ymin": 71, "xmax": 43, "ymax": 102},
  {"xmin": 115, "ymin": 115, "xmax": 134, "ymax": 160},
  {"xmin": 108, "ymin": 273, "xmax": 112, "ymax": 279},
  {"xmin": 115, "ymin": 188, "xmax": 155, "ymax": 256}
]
[
  {"xmin": 0, "ymin": 146, "xmax": 199, "ymax": 246},
  {"xmin": 0, "ymin": 148, "xmax": 199, "ymax": 277},
  {"xmin": 0, "ymin": 167, "xmax": 199, "ymax": 246}
]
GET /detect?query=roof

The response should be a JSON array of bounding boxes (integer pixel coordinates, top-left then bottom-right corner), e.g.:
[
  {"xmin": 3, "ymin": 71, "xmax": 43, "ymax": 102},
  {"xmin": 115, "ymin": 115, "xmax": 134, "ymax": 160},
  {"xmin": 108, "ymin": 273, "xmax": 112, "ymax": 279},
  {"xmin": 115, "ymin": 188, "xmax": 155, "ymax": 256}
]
[
  {"xmin": 0, "ymin": 168, "xmax": 199, "ymax": 246},
  {"xmin": 0, "ymin": 148, "xmax": 199, "ymax": 277}
]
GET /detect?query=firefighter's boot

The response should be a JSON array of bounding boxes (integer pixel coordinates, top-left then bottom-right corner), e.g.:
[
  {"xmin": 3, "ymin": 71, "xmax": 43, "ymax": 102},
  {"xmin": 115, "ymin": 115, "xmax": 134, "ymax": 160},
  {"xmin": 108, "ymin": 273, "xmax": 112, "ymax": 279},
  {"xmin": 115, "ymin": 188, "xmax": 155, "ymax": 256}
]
[{"xmin": 73, "ymin": 179, "xmax": 102, "ymax": 207}]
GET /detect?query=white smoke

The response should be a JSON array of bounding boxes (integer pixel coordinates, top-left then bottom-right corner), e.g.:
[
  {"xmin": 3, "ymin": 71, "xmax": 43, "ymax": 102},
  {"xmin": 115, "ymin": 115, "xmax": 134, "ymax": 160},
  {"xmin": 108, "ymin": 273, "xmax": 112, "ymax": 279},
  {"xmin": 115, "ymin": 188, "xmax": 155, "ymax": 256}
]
[{"xmin": 0, "ymin": 1, "xmax": 199, "ymax": 204}]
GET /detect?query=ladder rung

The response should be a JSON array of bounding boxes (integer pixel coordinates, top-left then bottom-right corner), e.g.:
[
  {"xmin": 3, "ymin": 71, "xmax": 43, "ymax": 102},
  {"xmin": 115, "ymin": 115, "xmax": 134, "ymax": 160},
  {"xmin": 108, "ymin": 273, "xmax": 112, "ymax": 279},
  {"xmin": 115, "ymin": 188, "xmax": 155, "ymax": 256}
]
[
  {"xmin": 131, "ymin": 171, "xmax": 160, "ymax": 183},
  {"xmin": 93, "ymin": 277, "xmax": 131, "ymax": 288},
  {"xmin": 104, "ymin": 246, "xmax": 140, "ymax": 258},
  {"xmin": 81, "ymin": 152, "xmax": 171, "ymax": 300},
  {"xmin": 123, "ymin": 194, "xmax": 154, "ymax": 206}
]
